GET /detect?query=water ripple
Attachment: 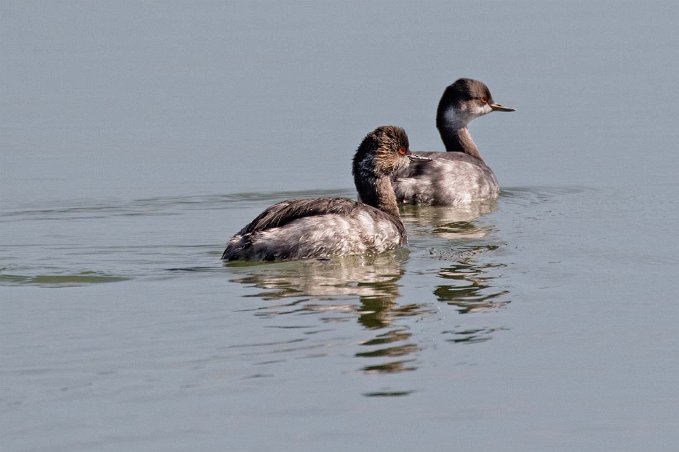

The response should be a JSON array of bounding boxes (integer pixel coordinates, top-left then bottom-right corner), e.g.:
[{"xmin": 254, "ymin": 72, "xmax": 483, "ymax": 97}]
[
  {"xmin": 0, "ymin": 272, "xmax": 129, "ymax": 287},
  {"xmin": 0, "ymin": 188, "xmax": 355, "ymax": 222},
  {"xmin": 500, "ymin": 185, "xmax": 594, "ymax": 206}
]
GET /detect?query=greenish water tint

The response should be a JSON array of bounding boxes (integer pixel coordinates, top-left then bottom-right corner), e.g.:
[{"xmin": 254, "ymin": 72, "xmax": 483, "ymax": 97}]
[
  {"xmin": 0, "ymin": 272, "xmax": 129, "ymax": 287},
  {"xmin": 2, "ymin": 183, "xmax": 678, "ymax": 451}
]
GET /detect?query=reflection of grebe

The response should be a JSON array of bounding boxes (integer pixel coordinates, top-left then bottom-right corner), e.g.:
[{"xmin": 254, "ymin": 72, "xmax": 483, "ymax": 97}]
[
  {"xmin": 227, "ymin": 252, "xmax": 430, "ymax": 377},
  {"xmin": 400, "ymin": 200, "xmax": 498, "ymax": 240},
  {"xmin": 223, "ymin": 126, "xmax": 429, "ymax": 261},
  {"xmin": 229, "ymin": 253, "xmax": 404, "ymax": 300},
  {"xmin": 393, "ymin": 78, "xmax": 514, "ymax": 206},
  {"xmin": 434, "ymin": 253, "xmax": 510, "ymax": 314}
]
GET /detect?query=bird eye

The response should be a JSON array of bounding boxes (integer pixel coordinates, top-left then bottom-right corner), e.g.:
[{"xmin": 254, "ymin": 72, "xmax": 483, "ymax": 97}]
[
  {"xmin": 398, "ymin": 147, "xmax": 406, "ymax": 155},
  {"xmin": 480, "ymin": 97, "xmax": 488, "ymax": 104}
]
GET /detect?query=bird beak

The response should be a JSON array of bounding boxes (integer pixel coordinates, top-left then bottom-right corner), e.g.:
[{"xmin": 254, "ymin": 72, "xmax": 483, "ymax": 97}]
[
  {"xmin": 407, "ymin": 153, "xmax": 432, "ymax": 162},
  {"xmin": 490, "ymin": 103, "xmax": 515, "ymax": 112}
]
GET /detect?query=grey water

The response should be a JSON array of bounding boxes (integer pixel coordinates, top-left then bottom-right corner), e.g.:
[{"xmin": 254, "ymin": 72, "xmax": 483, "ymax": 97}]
[{"xmin": 1, "ymin": 1, "xmax": 678, "ymax": 451}]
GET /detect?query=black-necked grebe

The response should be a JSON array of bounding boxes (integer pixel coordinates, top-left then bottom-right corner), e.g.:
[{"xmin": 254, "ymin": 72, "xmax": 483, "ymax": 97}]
[
  {"xmin": 222, "ymin": 126, "xmax": 429, "ymax": 261},
  {"xmin": 393, "ymin": 78, "xmax": 515, "ymax": 206}
]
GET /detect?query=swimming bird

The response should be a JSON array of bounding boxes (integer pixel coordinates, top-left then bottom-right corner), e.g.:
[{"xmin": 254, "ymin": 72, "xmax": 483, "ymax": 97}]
[
  {"xmin": 392, "ymin": 78, "xmax": 515, "ymax": 206},
  {"xmin": 222, "ymin": 126, "xmax": 429, "ymax": 261}
]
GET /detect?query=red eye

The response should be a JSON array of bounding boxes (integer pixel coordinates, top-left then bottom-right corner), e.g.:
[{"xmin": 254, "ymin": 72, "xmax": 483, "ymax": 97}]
[
  {"xmin": 480, "ymin": 97, "xmax": 488, "ymax": 104},
  {"xmin": 398, "ymin": 147, "xmax": 406, "ymax": 155}
]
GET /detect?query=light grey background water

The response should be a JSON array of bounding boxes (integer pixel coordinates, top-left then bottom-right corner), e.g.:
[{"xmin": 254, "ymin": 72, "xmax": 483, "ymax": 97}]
[{"xmin": 2, "ymin": 1, "xmax": 678, "ymax": 451}]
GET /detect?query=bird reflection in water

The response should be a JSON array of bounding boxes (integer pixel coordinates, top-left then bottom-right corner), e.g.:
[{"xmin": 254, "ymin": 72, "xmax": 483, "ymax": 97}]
[
  {"xmin": 435, "ymin": 252, "xmax": 509, "ymax": 314},
  {"xmin": 225, "ymin": 200, "xmax": 511, "ymax": 380},
  {"xmin": 400, "ymin": 199, "xmax": 497, "ymax": 239},
  {"xmin": 401, "ymin": 201, "xmax": 510, "ymax": 344},
  {"xmin": 226, "ymin": 251, "xmax": 433, "ymax": 377}
]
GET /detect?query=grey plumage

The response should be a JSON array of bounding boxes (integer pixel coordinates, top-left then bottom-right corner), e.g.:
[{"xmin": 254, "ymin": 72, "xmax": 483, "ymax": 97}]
[
  {"xmin": 393, "ymin": 152, "xmax": 499, "ymax": 206},
  {"xmin": 222, "ymin": 198, "xmax": 406, "ymax": 261},
  {"xmin": 392, "ymin": 78, "xmax": 514, "ymax": 206},
  {"xmin": 223, "ymin": 126, "xmax": 415, "ymax": 262}
]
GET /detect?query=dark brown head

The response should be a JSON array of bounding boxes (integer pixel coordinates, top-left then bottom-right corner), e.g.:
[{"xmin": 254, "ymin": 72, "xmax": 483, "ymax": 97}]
[
  {"xmin": 352, "ymin": 125, "xmax": 412, "ymax": 179},
  {"xmin": 351, "ymin": 126, "xmax": 430, "ymax": 212},
  {"xmin": 436, "ymin": 78, "xmax": 515, "ymax": 130}
]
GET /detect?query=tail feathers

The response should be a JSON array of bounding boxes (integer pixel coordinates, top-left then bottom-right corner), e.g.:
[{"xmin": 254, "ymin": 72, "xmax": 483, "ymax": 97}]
[
  {"xmin": 222, "ymin": 233, "xmax": 282, "ymax": 261},
  {"xmin": 221, "ymin": 234, "xmax": 253, "ymax": 261}
]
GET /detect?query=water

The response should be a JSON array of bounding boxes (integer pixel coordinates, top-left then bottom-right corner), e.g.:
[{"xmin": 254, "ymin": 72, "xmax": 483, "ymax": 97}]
[{"xmin": 2, "ymin": 1, "xmax": 678, "ymax": 451}]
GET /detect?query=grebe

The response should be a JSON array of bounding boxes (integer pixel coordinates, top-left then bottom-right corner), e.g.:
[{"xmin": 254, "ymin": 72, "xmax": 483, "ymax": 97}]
[
  {"xmin": 393, "ymin": 78, "xmax": 514, "ymax": 206},
  {"xmin": 222, "ymin": 126, "xmax": 429, "ymax": 261}
]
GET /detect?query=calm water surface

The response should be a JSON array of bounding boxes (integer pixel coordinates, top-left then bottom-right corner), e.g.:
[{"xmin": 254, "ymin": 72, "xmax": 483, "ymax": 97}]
[{"xmin": 2, "ymin": 1, "xmax": 678, "ymax": 451}]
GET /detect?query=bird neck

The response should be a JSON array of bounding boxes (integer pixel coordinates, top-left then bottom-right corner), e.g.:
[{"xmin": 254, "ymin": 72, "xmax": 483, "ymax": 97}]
[
  {"xmin": 354, "ymin": 168, "xmax": 400, "ymax": 218},
  {"xmin": 438, "ymin": 125, "xmax": 483, "ymax": 161},
  {"xmin": 436, "ymin": 105, "xmax": 484, "ymax": 161}
]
